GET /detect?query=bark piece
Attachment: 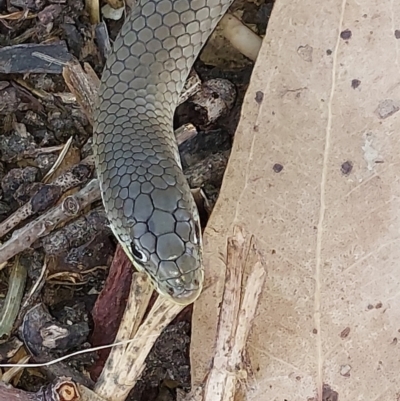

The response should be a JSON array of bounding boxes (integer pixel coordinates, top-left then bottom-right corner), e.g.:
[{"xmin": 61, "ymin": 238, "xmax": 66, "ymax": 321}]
[
  {"xmin": 190, "ymin": 79, "xmax": 236, "ymax": 126},
  {"xmin": 21, "ymin": 303, "xmax": 89, "ymax": 357},
  {"xmin": 0, "ymin": 42, "xmax": 72, "ymax": 74},
  {"xmin": 38, "ymin": 207, "xmax": 109, "ymax": 256},
  {"xmin": 89, "ymin": 245, "xmax": 133, "ymax": 381}
]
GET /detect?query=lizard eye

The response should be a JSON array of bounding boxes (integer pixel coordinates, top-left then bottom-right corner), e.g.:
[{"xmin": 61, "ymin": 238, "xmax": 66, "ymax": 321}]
[{"xmin": 130, "ymin": 242, "xmax": 147, "ymax": 263}]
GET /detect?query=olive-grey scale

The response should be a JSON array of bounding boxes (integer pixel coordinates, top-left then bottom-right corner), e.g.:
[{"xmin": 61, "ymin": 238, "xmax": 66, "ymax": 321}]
[{"xmin": 93, "ymin": 0, "xmax": 235, "ymax": 304}]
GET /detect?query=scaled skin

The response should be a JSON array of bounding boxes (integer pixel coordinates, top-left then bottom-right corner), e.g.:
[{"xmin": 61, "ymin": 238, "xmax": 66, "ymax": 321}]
[{"xmin": 93, "ymin": 0, "xmax": 234, "ymax": 304}]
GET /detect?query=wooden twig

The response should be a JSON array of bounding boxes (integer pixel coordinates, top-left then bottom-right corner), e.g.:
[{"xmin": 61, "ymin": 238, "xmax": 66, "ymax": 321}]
[
  {"xmin": 63, "ymin": 61, "xmax": 100, "ymax": 126},
  {"xmin": 100, "ymin": 272, "xmax": 153, "ymax": 371},
  {"xmin": 94, "ymin": 275, "xmax": 185, "ymax": 401},
  {"xmin": 184, "ymin": 226, "xmax": 266, "ymax": 401},
  {"xmin": 0, "ymin": 156, "xmax": 94, "ymax": 239},
  {"xmin": 0, "ymin": 179, "xmax": 101, "ymax": 266},
  {"xmin": 219, "ymin": 14, "xmax": 262, "ymax": 62},
  {"xmin": 0, "ymin": 42, "xmax": 72, "ymax": 74}
]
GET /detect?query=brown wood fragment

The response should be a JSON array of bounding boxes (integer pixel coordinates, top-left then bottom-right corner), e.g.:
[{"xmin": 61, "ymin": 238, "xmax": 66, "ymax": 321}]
[
  {"xmin": 185, "ymin": 226, "xmax": 266, "ymax": 401},
  {"xmin": 0, "ymin": 42, "xmax": 72, "ymax": 74},
  {"xmin": 0, "ymin": 377, "xmax": 92, "ymax": 401},
  {"xmin": 89, "ymin": 245, "xmax": 133, "ymax": 381},
  {"xmin": 63, "ymin": 61, "xmax": 100, "ymax": 126}
]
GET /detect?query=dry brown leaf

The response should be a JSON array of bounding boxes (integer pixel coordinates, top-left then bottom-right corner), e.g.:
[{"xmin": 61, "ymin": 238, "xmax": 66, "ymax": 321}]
[{"xmin": 191, "ymin": 0, "xmax": 400, "ymax": 400}]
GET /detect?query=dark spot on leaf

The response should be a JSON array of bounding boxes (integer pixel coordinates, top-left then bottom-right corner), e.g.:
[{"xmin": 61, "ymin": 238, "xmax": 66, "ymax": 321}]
[
  {"xmin": 351, "ymin": 79, "xmax": 361, "ymax": 89},
  {"xmin": 340, "ymin": 29, "xmax": 352, "ymax": 40},
  {"xmin": 313, "ymin": 328, "xmax": 318, "ymax": 334},
  {"xmin": 367, "ymin": 304, "xmax": 374, "ymax": 310},
  {"xmin": 322, "ymin": 384, "xmax": 338, "ymax": 401},
  {"xmin": 340, "ymin": 327, "xmax": 350, "ymax": 339},
  {"xmin": 326, "ymin": 49, "xmax": 332, "ymax": 55},
  {"xmin": 273, "ymin": 163, "xmax": 283, "ymax": 173},
  {"xmin": 376, "ymin": 302, "xmax": 383, "ymax": 309},
  {"xmin": 255, "ymin": 90, "xmax": 264, "ymax": 104},
  {"xmin": 395, "ymin": 30, "xmax": 400, "ymax": 39},
  {"xmin": 341, "ymin": 161, "xmax": 353, "ymax": 175}
]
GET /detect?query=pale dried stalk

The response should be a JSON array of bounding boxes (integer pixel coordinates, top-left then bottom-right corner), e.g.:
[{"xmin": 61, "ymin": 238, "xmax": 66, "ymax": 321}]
[
  {"xmin": 1, "ymin": 356, "xmax": 30, "ymax": 383},
  {"xmin": 42, "ymin": 136, "xmax": 73, "ymax": 183},
  {"xmin": 219, "ymin": 14, "xmax": 262, "ymax": 61},
  {"xmin": 94, "ymin": 272, "xmax": 153, "ymax": 396},
  {"xmin": 95, "ymin": 288, "xmax": 185, "ymax": 401},
  {"xmin": 77, "ymin": 383, "xmax": 109, "ymax": 401},
  {"xmin": 205, "ymin": 226, "xmax": 246, "ymax": 399},
  {"xmin": 185, "ymin": 226, "xmax": 266, "ymax": 401}
]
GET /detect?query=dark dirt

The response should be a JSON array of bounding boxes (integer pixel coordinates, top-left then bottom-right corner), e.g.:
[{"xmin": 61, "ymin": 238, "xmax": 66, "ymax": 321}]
[{"xmin": 0, "ymin": 0, "xmax": 273, "ymax": 400}]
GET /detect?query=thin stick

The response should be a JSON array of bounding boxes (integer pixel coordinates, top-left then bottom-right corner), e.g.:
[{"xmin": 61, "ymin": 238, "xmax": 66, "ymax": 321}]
[
  {"xmin": 191, "ymin": 226, "xmax": 267, "ymax": 401},
  {"xmin": 95, "ymin": 292, "xmax": 185, "ymax": 401},
  {"xmin": 0, "ymin": 156, "xmax": 95, "ymax": 239},
  {"xmin": 0, "ymin": 179, "xmax": 101, "ymax": 266},
  {"xmin": 94, "ymin": 272, "xmax": 153, "ymax": 391}
]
